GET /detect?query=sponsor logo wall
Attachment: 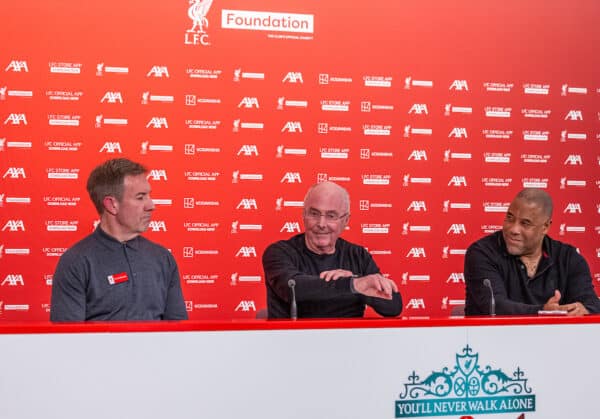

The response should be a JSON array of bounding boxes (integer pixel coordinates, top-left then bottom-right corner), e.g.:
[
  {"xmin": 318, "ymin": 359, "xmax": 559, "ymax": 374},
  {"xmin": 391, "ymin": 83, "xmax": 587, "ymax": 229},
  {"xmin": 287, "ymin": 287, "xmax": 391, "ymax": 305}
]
[{"xmin": 1, "ymin": 0, "xmax": 599, "ymax": 320}]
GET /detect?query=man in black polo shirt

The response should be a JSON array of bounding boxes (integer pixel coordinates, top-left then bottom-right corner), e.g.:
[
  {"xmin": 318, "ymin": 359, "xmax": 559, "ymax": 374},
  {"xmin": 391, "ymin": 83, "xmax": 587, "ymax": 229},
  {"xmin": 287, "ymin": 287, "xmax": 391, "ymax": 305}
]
[
  {"xmin": 50, "ymin": 158, "xmax": 187, "ymax": 321},
  {"xmin": 465, "ymin": 188, "xmax": 600, "ymax": 316},
  {"xmin": 262, "ymin": 181, "xmax": 402, "ymax": 319}
]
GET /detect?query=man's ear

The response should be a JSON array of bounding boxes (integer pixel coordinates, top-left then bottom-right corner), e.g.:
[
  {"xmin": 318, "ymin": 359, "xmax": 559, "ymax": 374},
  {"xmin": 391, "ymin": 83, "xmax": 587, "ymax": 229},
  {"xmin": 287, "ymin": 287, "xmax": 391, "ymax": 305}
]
[{"xmin": 102, "ymin": 196, "xmax": 119, "ymax": 216}]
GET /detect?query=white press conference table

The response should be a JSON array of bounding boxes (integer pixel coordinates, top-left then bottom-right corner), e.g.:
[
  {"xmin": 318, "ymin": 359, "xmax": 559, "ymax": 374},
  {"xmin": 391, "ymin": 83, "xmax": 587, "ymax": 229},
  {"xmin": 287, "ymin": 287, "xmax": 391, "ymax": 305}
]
[{"xmin": 0, "ymin": 315, "xmax": 598, "ymax": 419}]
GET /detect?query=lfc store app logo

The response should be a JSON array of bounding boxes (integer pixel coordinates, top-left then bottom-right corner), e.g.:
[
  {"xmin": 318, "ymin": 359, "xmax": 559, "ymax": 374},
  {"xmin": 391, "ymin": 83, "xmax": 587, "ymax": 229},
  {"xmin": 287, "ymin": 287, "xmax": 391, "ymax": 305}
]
[{"xmin": 185, "ymin": 0, "xmax": 213, "ymax": 46}]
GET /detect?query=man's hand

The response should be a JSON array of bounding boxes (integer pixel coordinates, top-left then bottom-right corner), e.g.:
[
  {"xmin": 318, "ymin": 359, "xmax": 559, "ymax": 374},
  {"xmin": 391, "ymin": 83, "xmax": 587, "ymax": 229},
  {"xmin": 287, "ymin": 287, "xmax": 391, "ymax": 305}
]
[
  {"xmin": 543, "ymin": 290, "xmax": 589, "ymax": 316},
  {"xmin": 542, "ymin": 290, "xmax": 562, "ymax": 311},
  {"xmin": 352, "ymin": 274, "xmax": 398, "ymax": 300},
  {"xmin": 320, "ymin": 269, "xmax": 355, "ymax": 282}
]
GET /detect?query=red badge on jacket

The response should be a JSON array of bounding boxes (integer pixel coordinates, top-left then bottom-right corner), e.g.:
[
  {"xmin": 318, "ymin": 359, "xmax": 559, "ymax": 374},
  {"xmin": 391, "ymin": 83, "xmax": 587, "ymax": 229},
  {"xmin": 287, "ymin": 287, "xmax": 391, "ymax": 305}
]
[{"xmin": 107, "ymin": 272, "xmax": 129, "ymax": 285}]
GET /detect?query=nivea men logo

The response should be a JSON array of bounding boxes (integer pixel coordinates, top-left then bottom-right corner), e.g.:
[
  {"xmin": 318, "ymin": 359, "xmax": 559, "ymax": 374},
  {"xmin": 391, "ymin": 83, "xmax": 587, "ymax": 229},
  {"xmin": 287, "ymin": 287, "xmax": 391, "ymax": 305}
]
[
  {"xmin": 146, "ymin": 117, "xmax": 169, "ymax": 128},
  {"xmin": 408, "ymin": 103, "xmax": 428, "ymax": 115},
  {"xmin": 185, "ymin": 0, "xmax": 213, "ymax": 46},
  {"xmin": 100, "ymin": 91, "xmax": 124, "ymax": 103},
  {"xmin": 406, "ymin": 247, "xmax": 426, "ymax": 258},
  {"xmin": 2, "ymin": 220, "xmax": 25, "ymax": 231},
  {"xmin": 5, "ymin": 60, "xmax": 29, "ymax": 72},
  {"xmin": 235, "ymin": 246, "xmax": 257, "ymax": 258},
  {"xmin": 564, "ymin": 110, "xmax": 583, "ymax": 121},
  {"xmin": 237, "ymin": 199, "xmax": 258, "ymax": 209},
  {"xmin": 238, "ymin": 97, "xmax": 260, "ymax": 108},
  {"xmin": 99, "ymin": 142, "xmax": 122, "ymax": 153},
  {"xmin": 147, "ymin": 169, "xmax": 168, "ymax": 181},
  {"xmin": 4, "ymin": 113, "xmax": 27, "ymax": 125},
  {"xmin": 283, "ymin": 72, "xmax": 303, "ymax": 83},
  {"xmin": 563, "ymin": 203, "xmax": 582, "ymax": 214},
  {"xmin": 448, "ymin": 127, "xmax": 468, "ymax": 138},
  {"xmin": 280, "ymin": 172, "xmax": 302, "ymax": 183},
  {"xmin": 3, "ymin": 167, "xmax": 26, "ymax": 179},
  {"xmin": 280, "ymin": 222, "xmax": 301, "ymax": 233},
  {"xmin": 1, "ymin": 274, "xmax": 24, "ymax": 286},
  {"xmin": 449, "ymin": 80, "xmax": 469, "ymax": 90},
  {"xmin": 146, "ymin": 66, "xmax": 170, "ymax": 78}
]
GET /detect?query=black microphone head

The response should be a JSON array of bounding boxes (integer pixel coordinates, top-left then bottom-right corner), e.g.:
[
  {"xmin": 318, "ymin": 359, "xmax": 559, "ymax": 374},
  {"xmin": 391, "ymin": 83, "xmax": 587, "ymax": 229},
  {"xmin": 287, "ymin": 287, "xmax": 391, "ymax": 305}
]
[
  {"xmin": 483, "ymin": 278, "xmax": 491, "ymax": 287},
  {"xmin": 288, "ymin": 279, "xmax": 296, "ymax": 288}
]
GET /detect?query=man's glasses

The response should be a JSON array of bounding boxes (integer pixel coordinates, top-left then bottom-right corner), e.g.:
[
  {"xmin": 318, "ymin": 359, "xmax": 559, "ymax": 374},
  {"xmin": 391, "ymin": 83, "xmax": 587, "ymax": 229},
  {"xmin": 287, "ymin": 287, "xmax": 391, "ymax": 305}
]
[{"xmin": 304, "ymin": 208, "xmax": 348, "ymax": 223}]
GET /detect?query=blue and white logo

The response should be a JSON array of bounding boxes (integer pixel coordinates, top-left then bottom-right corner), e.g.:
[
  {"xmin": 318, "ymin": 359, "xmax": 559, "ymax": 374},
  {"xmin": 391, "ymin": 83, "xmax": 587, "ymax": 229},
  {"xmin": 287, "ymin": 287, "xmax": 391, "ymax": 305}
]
[{"xmin": 396, "ymin": 345, "xmax": 536, "ymax": 417}]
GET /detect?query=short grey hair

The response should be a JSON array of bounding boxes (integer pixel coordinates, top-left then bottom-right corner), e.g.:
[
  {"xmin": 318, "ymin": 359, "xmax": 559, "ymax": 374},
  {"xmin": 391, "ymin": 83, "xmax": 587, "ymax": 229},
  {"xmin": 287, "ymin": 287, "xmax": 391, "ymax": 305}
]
[{"xmin": 515, "ymin": 188, "xmax": 553, "ymax": 218}]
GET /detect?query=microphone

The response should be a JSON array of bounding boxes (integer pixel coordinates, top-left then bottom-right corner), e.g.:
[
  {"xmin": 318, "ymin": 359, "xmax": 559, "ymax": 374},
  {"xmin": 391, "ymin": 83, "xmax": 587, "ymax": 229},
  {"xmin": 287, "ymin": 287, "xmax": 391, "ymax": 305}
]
[
  {"xmin": 288, "ymin": 279, "xmax": 297, "ymax": 320},
  {"xmin": 483, "ymin": 278, "xmax": 496, "ymax": 316}
]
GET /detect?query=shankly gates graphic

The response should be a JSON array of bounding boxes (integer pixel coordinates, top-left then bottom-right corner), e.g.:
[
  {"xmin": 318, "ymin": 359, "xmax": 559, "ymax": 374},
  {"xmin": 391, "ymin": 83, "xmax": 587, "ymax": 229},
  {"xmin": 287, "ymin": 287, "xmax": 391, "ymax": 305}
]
[{"xmin": 0, "ymin": 0, "xmax": 599, "ymax": 320}]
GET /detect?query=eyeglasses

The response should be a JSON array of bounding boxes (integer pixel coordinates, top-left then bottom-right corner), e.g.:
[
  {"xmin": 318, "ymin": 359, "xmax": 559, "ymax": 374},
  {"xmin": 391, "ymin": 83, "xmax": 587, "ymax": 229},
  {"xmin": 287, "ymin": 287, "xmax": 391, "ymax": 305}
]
[{"xmin": 304, "ymin": 208, "xmax": 349, "ymax": 223}]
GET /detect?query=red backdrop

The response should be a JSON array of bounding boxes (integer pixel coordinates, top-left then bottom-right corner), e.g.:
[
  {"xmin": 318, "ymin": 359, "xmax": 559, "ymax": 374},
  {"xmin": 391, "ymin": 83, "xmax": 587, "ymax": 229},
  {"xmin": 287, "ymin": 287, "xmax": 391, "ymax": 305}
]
[{"xmin": 1, "ymin": 0, "xmax": 599, "ymax": 320}]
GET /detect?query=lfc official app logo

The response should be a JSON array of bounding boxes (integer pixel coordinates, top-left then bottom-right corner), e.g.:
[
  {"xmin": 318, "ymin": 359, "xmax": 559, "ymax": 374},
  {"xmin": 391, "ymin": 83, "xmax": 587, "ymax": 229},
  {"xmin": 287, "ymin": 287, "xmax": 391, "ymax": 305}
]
[
  {"xmin": 395, "ymin": 345, "xmax": 536, "ymax": 417},
  {"xmin": 185, "ymin": 0, "xmax": 213, "ymax": 46}
]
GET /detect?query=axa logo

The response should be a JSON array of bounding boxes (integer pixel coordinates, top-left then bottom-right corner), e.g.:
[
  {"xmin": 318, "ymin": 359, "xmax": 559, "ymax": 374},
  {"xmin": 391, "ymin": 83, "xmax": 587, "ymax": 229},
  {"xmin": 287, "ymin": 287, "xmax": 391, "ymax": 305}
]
[
  {"xmin": 146, "ymin": 117, "xmax": 168, "ymax": 128},
  {"xmin": 564, "ymin": 154, "xmax": 583, "ymax": 165},
  {"xmin": 447, "ymin": 223, "xmax": 467, "ymax": 234},
  {"xmin": 281, "ymin": 121, "xmax": 303, "ymax": 133},
  {"xmin": 5, "ymin": 60, "xmax": 29, "ymax": 72},
  {"xmin": 280, "ymin": 222, "xmax": 301, "ymax": 233},
  {"xmin": 237, "ymin": 144, "xmax": 259, "ymax": 156},
  {"xmin": 235, "ymin": 300, "xmax": 256, "ymax": 312},
  {"xmin": 408, "ymin": 150, "xmax": 428, "ymax": 161},
  {"xmin": 448, "ymin": 176, "xmax": 468, "ymax": 187},
  {"xmin": 408, "ymin": 103, "xmax": 428, "ymax": 115},
  {"xmin": 449, "ymin": 80, "xmax": 469, "ymax": 91},
  {"xmin": 407, "ymin": 201, "xmax": 427, "ymax": 211},
  {"xmin": 405, "ymin": 298, "xmax": 426, "ymax": 309},
  {"xmin": 236, "ymin": 199, "xmax": 258, "ymax": 210},
  {"xmin": 1, "ymin": 274, "xmax": 24, "ymax": 286},
  {"xmin": 235, "ymin": 246, "xmax": 257, "ymax": 258},
  {"xmin": 4, "ymin": 113, "xmax": 27, "ymax": 125},
  {"xmin": 148, "ymin": 221, "xmax": 167, "ymax": 232},
  {"xmin": 280, "ymin": 172, "xmax": 302, "ymax": 183},
  {"xmin": 564, "ymin": 110, "xmax": 583, "ymax": 120},
  {"xmin": 185, "ymin": 0, "xmax": 212, "ymax": 46},
  {"xmin": 238, "ymin": 97, "xmax": 260, "ymax": 108},
  {"xmin": 100, "ymin": 91, "xmax": 124, "ymax": 103},
  {"xmin": 406, "ymin": 247, "xmax": 426, "ymax": 258},
  {"xmin": 447, "ymin": 273, "xmax": 465, "ymax": 283},
  {"xmin": 99, "ymin": 142, "xmax": 123, "ymax": 153},
  {"xmin": 2, "ymin": 220, "xmax": 25, "ymax": 231},
  {"xmin": 283, "ymin": 72, "xmax": 304, "ymax": 83},
  {"xmin": 564, "ymin": 203, "xmax": 582, "ymax": 213},
  {"xmin": 448, "ymin": 127, "xmax": 468, "ymax": 138},
  {"xmin": 146, "ymin": 66, "xmax": 170, "ymax": 78},
  {"xmin": 147, "ymin": 169, "xmax": 168, "ymax": 181},
  {"xmin": 3, "ymin": 167, "xmax": 26, "ymax": 179}
]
